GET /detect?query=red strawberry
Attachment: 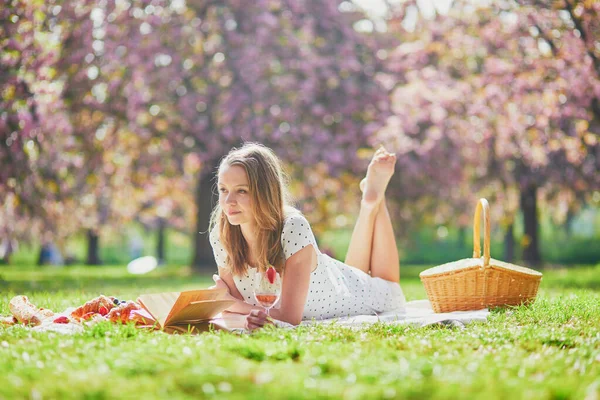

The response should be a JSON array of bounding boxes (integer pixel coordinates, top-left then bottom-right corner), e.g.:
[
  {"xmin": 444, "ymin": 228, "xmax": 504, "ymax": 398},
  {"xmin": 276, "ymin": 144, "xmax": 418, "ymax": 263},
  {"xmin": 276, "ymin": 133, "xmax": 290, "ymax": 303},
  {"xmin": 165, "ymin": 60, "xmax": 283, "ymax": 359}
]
[
  {"xmin": 53, "ymin": 316, "xmax": 69, "ymax": 324},
  {"xmin": 98, "ymin": 306, "xmax": 108, "ymax": 316},
  {"xmin": 266, "ymin": 266, "xmax": 276, "ymax": 284}
]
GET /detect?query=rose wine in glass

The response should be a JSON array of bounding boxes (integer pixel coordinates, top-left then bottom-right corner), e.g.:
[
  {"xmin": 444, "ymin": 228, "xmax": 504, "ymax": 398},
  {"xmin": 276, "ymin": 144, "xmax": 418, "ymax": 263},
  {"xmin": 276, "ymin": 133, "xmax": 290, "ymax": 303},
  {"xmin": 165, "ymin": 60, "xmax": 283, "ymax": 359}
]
[
  {"xmin": 253, "ymin": 266, "xmax": 281, "ymax": 316},
  {"xmin": 255, "ymin": 294, "xmax": 279, "ymax": 308}
]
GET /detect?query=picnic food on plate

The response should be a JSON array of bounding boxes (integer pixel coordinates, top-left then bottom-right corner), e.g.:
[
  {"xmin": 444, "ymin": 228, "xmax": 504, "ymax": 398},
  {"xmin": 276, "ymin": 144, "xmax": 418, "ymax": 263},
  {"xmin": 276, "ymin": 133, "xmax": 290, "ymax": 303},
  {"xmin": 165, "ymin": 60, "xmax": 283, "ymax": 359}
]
[
  {"xmin": 106, "ymin": 300, "xmax": 154, "ymax": 325},
  {"xmin": 1, "ymin": 316, "xmax": 17, "ymax": 326},
  {"xmin": 9, "ymin": 295, "xmax": 55, "ymax": 326},
  {"xmin": 70, "ymin": 295, "xmax": 117, "ymax": 321},
  {"xmin": 2, "ymin": 295, "xmax": 152, "ymax": 328}
]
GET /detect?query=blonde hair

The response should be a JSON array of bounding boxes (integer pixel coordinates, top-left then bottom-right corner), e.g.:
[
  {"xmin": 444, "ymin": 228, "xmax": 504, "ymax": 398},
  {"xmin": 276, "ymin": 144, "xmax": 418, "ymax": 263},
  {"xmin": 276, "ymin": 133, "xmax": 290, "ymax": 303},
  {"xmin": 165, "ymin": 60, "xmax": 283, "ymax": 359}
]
[{"xmin": 209, "ymin": 142, "xmax": 297, "ymax": 277}]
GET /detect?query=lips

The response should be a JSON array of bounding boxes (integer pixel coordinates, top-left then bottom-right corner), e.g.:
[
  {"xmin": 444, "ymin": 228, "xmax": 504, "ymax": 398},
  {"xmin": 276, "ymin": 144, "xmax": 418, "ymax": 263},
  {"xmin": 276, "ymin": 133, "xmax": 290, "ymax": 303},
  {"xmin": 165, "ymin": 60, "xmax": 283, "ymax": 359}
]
[{"xmin": 227, "ymin": 211, "xmax": 241, "ymax": 216}]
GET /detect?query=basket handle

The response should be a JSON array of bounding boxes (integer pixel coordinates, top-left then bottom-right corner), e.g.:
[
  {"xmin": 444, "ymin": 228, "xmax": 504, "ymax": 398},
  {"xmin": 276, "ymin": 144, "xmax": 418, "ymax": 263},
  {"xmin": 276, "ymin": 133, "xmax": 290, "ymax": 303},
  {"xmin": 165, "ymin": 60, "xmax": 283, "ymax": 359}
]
[{"xmin": 472, "ymin": 198, "xmax": 491, "ymax": 267}]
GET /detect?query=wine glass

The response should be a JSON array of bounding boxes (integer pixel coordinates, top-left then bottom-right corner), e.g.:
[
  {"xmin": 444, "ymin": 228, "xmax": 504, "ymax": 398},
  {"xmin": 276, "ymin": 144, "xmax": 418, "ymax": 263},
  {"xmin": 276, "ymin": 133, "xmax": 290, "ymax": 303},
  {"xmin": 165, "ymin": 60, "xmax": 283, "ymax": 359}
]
[{"xmin": 253, "ymin": 267, "xmax": 281, "ymax": 316}]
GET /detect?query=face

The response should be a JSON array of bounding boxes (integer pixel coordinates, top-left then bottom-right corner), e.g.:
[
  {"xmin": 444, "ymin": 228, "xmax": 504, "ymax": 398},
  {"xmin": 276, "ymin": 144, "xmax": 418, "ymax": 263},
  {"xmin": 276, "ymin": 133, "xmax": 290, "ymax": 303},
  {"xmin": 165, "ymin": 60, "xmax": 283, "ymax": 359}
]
[{"xmin": 218, "ymin": 165, "xmax": 254, "ymax": 226}]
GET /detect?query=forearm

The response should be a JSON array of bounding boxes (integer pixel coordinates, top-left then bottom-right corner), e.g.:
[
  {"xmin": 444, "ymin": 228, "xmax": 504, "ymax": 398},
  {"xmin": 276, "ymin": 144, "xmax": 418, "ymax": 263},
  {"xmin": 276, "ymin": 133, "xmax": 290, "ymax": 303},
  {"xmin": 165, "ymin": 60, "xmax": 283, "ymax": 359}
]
[
  {"xmin": 225, "ymin": 298, "xmax": 263, "ymax": 315},
  {"xmin": 264, "ymin": 308, "xmax": 300, "ymax": 325}
]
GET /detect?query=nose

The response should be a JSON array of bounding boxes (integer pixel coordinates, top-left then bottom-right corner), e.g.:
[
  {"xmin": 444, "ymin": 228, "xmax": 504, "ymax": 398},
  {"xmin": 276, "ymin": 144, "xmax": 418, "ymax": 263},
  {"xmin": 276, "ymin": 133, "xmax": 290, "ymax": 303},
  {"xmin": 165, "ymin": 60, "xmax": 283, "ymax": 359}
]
[{"xmin": 225, "ymin": 192, "xmax": 236, "ymax": 205}]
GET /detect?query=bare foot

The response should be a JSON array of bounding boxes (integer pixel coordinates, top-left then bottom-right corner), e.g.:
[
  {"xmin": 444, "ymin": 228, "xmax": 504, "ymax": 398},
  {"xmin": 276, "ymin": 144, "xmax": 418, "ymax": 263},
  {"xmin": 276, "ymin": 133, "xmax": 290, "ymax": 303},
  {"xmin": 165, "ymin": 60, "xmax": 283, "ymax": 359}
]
[{"xmin": 360, "ymin": 146, "xmax": 396, "ymax": 209}]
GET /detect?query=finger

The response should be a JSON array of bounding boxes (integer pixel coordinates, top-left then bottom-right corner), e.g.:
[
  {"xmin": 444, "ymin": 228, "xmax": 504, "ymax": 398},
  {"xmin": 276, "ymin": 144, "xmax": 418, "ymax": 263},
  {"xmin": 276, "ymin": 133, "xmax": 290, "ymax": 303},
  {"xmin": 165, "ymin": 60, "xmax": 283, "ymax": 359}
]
[
  {"xmin": 245, "ymin": 319, "xmax": 264, "ymax": 330},
  {"xmin": 246, "ymin": 316, "xmax": 266, "ymax": 326},
  {"xmin": 249, "ymin": 309, "xmax": 267, "ymax": 318},
  {"xmin": 246, "ymin": 322, "xmax": 262, "ymax": 331},
  {"xmin": 247, "ymin": 314, "xmax": 267, "ymax": 325}
]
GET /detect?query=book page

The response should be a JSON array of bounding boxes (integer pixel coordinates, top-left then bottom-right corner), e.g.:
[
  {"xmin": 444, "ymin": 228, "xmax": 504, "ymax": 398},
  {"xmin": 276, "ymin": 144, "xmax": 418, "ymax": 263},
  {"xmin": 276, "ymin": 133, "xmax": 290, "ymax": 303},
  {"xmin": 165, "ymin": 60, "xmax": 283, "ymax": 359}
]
[
  {"xmin": 137, "ymin": 292, "xmax": 180, "ymax": 328},
  {"xmin": 165, "ymin": 289, "xmax": 228, "ymax": 326},
  {"xmin": 209, "ymin": 313, "xmax": 248, "ymax": 331},
  {"xmin": 166, "ymin": 299, "xmax": 235, "ymax": 326}
]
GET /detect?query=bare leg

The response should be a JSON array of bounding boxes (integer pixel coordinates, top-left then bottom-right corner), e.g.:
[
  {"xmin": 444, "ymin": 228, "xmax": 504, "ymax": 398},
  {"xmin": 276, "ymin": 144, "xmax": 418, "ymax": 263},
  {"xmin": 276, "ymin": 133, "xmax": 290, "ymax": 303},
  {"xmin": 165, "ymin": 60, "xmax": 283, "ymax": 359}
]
[
  {"xmin": 370, "ymin": 200, "xmax": 400, "ymax": 283},
  {"xmin": 343, "ymin": 201, "xmax": 378, "ymax": 273},
  {"xmin": 344, "ymin": 147, "xmax": 396, "ymax": 273}
]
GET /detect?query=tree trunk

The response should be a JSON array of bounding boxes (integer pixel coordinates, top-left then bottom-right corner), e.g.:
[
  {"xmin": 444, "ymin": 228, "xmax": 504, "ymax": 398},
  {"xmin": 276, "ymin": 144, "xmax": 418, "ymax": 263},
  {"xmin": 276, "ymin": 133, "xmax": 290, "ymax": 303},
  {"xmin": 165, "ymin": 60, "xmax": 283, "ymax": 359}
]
[
  {"xmin": 37, "ymin": 246, "xmax": 45, "ymax": 266},
  {"xmin": 192, "ymin": 172, "xmax": 217, "ymax": 272},
  {"xmin": 86, "ymin": 230, "xmax": 102, "ymax": 265},
  {"xmin": 520, "ymin": 185, "xmax": 541, "ymax": 266},
  {"xmin": 563, "ymin": 209, "xmax": 574, "ymax": 237},
  {"xmin": 1, "ymin": 247, "xmax": 11, "ymax": 265},
  {"xmin": 157, "ymin": 218, "xmax": 166, "ymax": 264},
  {"xmin": 504, "ymin": 223, "xmax": 514, "ymax": 263}
]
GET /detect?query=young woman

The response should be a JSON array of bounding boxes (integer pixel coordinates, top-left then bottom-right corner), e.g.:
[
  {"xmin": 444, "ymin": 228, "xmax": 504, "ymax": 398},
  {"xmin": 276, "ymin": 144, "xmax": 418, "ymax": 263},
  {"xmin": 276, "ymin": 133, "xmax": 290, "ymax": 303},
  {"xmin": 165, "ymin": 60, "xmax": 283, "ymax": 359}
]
[{"xmin": 209, "ymin": 143, "xmax": 405, "ymax": 330}]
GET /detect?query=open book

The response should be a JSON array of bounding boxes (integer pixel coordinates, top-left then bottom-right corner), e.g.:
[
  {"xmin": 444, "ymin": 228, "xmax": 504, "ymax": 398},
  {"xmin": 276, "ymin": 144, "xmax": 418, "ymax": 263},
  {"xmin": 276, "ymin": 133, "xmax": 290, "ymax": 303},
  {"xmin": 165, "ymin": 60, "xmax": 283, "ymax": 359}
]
[{"xmin": 137, "ymin": 289, "xmax": 236, "ymax": 334}]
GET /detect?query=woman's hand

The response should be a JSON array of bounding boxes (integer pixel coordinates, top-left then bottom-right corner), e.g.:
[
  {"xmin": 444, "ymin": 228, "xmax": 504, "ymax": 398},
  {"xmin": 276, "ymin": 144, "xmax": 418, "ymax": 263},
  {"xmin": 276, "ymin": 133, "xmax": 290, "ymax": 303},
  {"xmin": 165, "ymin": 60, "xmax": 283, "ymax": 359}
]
[{"xmin": 245, "ymin": 309, "xmax": 273, "ymax": 331}]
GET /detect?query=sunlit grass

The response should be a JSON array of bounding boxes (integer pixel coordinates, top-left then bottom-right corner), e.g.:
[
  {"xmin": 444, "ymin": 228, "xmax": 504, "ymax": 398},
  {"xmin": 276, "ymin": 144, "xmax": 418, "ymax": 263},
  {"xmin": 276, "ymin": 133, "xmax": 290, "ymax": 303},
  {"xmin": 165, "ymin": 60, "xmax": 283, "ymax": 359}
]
[{"xmin": 1, "ymin": 264, "xmax": 599, "ymax": 399}]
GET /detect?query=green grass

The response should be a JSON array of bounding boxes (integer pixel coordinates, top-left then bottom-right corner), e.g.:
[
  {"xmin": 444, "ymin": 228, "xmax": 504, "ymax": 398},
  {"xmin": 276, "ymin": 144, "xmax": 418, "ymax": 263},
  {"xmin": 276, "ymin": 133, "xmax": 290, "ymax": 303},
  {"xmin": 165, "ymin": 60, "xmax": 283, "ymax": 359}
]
[{"xmin": 1, "ymin": 264, "xmax": 599, "ymax": 399}]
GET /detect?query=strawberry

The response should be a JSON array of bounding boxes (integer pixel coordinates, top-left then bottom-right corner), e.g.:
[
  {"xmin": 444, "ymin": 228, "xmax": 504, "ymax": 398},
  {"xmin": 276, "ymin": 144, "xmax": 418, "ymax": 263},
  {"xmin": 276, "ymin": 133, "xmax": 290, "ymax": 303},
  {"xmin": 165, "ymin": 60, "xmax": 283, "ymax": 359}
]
[
  {"xmin": 53, "ymin": 316, "xmax": 69, "ymax": 324},
  {"xmin": 98, "ymin": 306, "xmax": 108, "ymax": 316},
  {"xmin": 266, "ymin": 266, "xmax": 276, "ymax": 284}
]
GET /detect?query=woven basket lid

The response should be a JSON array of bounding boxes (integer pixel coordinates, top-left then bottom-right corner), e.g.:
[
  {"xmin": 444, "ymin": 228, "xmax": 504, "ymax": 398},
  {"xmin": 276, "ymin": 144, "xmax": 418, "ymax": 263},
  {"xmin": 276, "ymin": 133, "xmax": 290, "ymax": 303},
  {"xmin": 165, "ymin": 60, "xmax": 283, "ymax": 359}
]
[
  {"xmin": 419, "ymin": 199, "xmax": 543, "ymax": 279},
  {"xmin": 419, "ymin": 257, "xmax": 543, "ymax": 278}
]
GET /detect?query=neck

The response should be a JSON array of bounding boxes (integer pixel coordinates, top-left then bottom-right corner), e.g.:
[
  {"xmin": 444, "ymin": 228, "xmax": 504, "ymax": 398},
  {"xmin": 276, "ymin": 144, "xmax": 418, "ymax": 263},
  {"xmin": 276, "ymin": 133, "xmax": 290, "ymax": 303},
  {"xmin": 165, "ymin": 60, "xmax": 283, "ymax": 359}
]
[{"xmin": 240, "ymin": 222, "xmax": 258, "ymax": 248}]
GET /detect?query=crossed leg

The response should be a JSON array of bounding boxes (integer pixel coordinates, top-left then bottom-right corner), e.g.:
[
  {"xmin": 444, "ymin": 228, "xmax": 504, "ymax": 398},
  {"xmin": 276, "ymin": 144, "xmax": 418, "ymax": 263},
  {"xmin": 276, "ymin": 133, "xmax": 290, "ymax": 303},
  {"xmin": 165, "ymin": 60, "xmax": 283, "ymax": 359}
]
[{"xmin": 344, "ymin": 147, "xmax": 400, "ymax": 283}]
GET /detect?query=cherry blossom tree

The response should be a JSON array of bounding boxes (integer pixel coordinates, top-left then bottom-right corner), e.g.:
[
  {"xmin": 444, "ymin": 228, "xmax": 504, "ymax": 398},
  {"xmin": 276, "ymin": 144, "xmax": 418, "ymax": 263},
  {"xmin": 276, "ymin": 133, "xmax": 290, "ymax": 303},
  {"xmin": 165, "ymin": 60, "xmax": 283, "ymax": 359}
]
[
  {"xmin": 2, "ymin": 1, "xmax": 390, "ymax": 269},
  {"xmin": 108, "ymin": 1, "xmax": 390, "ymax": 270},
  {"xmin": 380, "ymin": 0, "xmax": 600, "ymax": 265}
]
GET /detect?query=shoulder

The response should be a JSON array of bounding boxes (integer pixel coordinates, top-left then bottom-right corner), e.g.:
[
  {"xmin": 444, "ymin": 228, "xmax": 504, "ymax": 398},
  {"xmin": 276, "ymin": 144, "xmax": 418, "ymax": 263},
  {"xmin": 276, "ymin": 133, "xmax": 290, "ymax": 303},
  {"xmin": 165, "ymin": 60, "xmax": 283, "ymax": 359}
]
[
  {"xmin": 283, "ymin": 206, "xmax": 309, "ymax": 225},
  {"xmin": 282, "ymin": 213, "xmax": 312, "ymax": 233},
  {"xmin": 280, "ymin": 211, "xmax": 319, "ymax": 259}
]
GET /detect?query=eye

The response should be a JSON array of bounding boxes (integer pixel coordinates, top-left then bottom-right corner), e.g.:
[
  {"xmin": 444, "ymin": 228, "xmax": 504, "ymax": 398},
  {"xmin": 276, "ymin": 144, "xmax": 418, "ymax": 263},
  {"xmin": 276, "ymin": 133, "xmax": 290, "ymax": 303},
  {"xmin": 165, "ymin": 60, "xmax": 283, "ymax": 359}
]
[
  {"xmin": 238, "ymin": 189, "xmax": 247, "ymax": 194},
  {"xmin": 218, "ymin": 188, "xmax": 227, "ymax": 193}
]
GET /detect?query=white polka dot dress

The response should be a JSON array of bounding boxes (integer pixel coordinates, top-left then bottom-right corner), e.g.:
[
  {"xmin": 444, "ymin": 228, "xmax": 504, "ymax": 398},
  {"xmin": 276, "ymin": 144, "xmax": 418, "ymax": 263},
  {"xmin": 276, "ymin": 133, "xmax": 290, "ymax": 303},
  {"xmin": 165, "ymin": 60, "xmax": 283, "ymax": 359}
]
[{"xmin": 210, "ymin": 214, "xmax": 406, "ymax": 321}]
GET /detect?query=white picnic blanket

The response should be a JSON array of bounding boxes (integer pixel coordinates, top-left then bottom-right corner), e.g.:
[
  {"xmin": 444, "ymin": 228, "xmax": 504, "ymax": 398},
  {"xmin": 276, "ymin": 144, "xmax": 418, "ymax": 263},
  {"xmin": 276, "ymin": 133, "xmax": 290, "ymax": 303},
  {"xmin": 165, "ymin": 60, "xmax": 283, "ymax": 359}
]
[
  {"xmin": 271, "ymin": 300, "xmax": 490, "ymax": 329},
  {"xmin": 5, "ymin": 300, "xmax": 489, "ymax": 334}
]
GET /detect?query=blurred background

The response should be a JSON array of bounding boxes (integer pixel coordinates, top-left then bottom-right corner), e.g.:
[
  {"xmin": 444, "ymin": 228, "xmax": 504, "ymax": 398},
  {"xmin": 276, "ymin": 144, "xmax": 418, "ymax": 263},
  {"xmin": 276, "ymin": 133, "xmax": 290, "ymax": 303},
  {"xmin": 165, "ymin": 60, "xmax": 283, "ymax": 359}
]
[{"xmin": 1, "ymin": 0, "xmax": 599, "ymax": 273}]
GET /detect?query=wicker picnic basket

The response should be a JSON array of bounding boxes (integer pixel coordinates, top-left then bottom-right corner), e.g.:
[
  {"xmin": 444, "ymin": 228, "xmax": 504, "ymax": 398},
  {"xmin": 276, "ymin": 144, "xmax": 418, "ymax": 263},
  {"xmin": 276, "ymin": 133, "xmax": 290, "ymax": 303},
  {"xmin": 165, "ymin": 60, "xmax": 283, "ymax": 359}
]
[{"xmin": 419, "ymin": 198, "xmax": 543, "ymax": 313}]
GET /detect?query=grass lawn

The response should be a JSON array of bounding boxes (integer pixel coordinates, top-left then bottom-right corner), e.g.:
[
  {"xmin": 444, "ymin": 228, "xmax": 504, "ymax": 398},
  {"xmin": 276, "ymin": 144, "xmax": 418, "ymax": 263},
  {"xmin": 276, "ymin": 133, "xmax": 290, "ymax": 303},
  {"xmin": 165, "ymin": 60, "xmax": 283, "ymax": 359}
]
[{"xmin": 1, "ymin": 263, "xmax": 599, "ymax": 399}]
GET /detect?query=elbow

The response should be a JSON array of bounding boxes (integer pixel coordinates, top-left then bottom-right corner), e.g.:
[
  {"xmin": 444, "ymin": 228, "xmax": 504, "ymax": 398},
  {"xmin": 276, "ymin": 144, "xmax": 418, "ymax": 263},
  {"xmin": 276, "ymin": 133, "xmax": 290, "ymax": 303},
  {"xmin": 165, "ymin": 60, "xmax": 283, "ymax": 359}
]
[{"xmin": 277, "ymin": 312, "xmax": 302, "ymax": 326}]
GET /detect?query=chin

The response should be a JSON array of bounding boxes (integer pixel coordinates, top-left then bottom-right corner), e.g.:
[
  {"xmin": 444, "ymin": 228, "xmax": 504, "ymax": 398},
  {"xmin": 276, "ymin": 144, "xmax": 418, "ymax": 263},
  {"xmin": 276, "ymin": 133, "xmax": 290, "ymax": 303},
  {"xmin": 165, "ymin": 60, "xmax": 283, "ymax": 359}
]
[{"xmin": 226, "ymin": 215, "xmax": 243, "ymax": 225}]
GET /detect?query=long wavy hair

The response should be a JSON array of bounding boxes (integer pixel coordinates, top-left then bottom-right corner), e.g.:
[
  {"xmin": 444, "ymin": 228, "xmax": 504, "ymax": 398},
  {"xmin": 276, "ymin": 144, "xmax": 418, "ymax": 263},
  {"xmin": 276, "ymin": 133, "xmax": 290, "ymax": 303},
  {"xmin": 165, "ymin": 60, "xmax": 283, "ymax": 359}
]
[{"xmin": 209, "ymin": 143, "xmax": 297, "ymax": 277}]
